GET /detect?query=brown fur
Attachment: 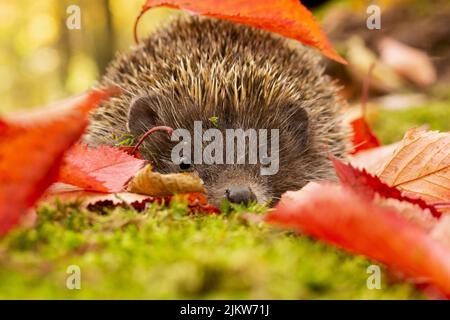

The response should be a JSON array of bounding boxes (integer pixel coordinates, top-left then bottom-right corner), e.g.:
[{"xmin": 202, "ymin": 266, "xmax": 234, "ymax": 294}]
[{"xmin": 85, "ymin": 15, "xmax": 350, "ymax": 206}]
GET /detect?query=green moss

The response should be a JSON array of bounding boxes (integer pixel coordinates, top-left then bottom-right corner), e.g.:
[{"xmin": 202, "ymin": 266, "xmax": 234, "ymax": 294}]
[
  {"xmin": 371, "ymin": 101, "xmax": 450, "ymax": 144},
  {"xmin": 4, "ymin": 98, "xmax": 448, "ymax": 299},
  {"xmin": 0, "ymin": 202, "xmax": 422, "ymax": 299}
]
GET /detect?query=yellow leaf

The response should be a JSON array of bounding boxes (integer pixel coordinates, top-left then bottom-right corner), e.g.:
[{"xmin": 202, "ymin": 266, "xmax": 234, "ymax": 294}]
[{"xmin": 127, "ymin": 164, "xmax": 205, "ymax": 196}]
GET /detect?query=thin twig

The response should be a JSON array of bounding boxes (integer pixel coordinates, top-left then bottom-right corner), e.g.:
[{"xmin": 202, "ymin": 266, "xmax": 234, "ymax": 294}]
[{"xmin": 360, "ymin": 62, "xmax": 376, "ymax": 117}]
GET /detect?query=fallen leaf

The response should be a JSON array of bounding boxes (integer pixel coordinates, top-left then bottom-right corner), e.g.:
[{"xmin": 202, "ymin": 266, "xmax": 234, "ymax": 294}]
[
  {"xmin": 433, "ymin": 202, "xmax": 450, "ymax": 215},
  {"xmin": 136, "ymin": 0, "xmax": 346, "ymax": 63},
  {"xmin": 0, "ymin": 89, "xmax": 113, "ymax": 235},
  {"xmin": 378, "ymin": 128, "xmax": 450, "ymax": 203},
  {"xmin": 178, "ymin": 192, "xmax": 221, "ymax": 214},
  {"xmin": 346, "ymin": 36, "xmax": 405, "ymax": 93},
  {"xmin": 350, "ymin": 116, "xmax": 381, "ymax": 154},
  {"xmin": 375, "ymin": 196, "xmax": 437, "ymax": 232},
  {"xmin": 349, "ymin": 143, "xmax": 399, "ymax": 173},
  {"xmin": 332, "ymin": 157, "xmax": 440, "ymax": 217},
  {"xmin": 43, "ymin": 190, "xmax": 158, "ymax": 212},
  {"xmin": 266, "ymin": 182, "xmax": 450, "ymax": 295},
  {"xmin": 59, "ymin": 144, "xmax": 147, "ymax": 193},
  {"xmin": 431, "ymin": 215, "xmax": 450, "ymax": 249},
  {"xmin": 378, "ymin": 37, "xmax": 437, "ymax": 87},
  {"xmin": 374, "ymin": 93, "xmax": 427, "ymax": 111},
  {"xmin": 43, "ymin": 189, "xmax": 218, "ymax": 214},
  {"xmin": 127, "ymin": 164, "xmax": 205, "ymax": 196}
]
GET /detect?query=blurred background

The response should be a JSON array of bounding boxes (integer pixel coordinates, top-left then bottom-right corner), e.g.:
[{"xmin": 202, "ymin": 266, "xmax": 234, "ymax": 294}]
[
  {"xmin": 0, "ymin": 0, "xmax": 449, "ymax": 133},
  {"xmin": 0, "ymin": 0, "xmax": 176, "ymax": 113}
]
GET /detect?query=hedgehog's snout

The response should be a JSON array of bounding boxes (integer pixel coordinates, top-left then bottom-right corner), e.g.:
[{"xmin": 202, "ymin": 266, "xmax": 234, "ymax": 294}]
[
  {"xmin": 203, "ymin": 168, "xmax": 269, "ymax": 207},
  {"xmin": 224, "ymin": 186, "xmax": 257, "ymax": 205}
]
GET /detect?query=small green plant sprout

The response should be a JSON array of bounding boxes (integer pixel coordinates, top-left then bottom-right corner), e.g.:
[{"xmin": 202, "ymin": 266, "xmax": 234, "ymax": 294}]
[
  {"xmin": 209, "ymin": 116, "xmax": 219, "ymax": 128},
  {"xmin": 113, "ymin": 133, "xmax": 135, "ymax": 147}
]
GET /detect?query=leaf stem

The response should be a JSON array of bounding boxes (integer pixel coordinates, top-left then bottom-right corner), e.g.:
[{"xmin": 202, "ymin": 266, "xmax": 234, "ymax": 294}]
[
  {"xmin": 360, "ymin": 62, "xmax": 376, "ymax": 117},
  {"xmin": 131, "ymin": 125, "xmax": 174, "ymax": 155}
]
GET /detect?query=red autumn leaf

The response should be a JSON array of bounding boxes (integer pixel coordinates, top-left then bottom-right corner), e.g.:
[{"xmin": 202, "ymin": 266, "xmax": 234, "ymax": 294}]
[
  {"xmin": 433, "ymin": 202, "xmax": 450, "ymax": 214},
  {"xmin": 432, "ymin": 215, "xmax": 450, "ymax": 250},
  {"xmin": 58, "ymin": 144, "xmax": 147, "ymax": 193},
  {"xmin": 136, "ymin": 0, "xmax": 346, "ymax": 64},
  {"xmin": 266, "ymin": 182, "xmax": 450, "ymax": 295},
  {"xmin": 332, "ymin": 157, "xmax": 441, "ymax": 217},
  {"xmin": 0, "ymin": 89, "xmax": 113, "ymax": 235},
  {"xmin": 118, "ymin": 146, "xmax": 143, "ymax": 159},
  {"xmin": 183, "ymin": 192, "xmax": 221, "ymax": 214},
  {"xmin": 350, "ymin": 116, "xmax": 381, "ymax": 154}
]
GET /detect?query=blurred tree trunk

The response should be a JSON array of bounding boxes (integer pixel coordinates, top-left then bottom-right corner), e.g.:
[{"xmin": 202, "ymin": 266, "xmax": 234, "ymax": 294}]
[
  {"xmin": 56, "ymin": 1, "xmax": 71, "ymax": 92},
  {"xmin": 94, "ymin": 0, "xmax": 116, "ymax": 73}
]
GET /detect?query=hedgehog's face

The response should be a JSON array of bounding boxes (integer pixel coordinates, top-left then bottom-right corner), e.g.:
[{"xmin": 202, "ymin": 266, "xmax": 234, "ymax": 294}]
[{"xmin": 126, "ymin": 93, "xmax": 330, "ymax": 207}]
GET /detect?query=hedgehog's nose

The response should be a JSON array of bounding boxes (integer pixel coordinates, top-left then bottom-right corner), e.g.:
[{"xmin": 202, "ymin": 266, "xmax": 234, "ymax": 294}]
[{"xmin": 224, "ymin": 186, "xmax": 257, "ymax": 205}]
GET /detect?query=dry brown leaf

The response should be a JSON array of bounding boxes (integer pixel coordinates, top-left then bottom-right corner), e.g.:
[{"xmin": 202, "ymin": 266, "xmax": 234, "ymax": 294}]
[
  {"xmin": 378, "ymin": 128, "xmax": 450, "ymax": 203},
  {"xmin": 127, "ymin": 164, "xmax": 205, "ymax": 196}
]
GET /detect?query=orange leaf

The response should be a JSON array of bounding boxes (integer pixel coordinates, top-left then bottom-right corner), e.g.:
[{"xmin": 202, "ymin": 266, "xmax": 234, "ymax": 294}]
[
  {"xmin": 137, "ymin": 0, "xmax": 345, "ymax": 63},
  {"xmin": 378, "ymin": 128, "xmax": 450, "ymax": 203},
  {"xmin": 59, "ymin": 144, "xmax": 147, "ymax": 193},
  {"xmin": 266, "ymin": 182, "xmax": 450, "ymax": 295},
  {"xmin": 0, "ymin": 89, "xmax": 113, "ymax": 235}
]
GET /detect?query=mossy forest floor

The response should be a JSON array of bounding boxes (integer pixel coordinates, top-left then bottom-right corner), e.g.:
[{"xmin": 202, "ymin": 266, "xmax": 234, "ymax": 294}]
[{"xmin": 0, "ymin": 100, "xmax": 448, "ymax": 299}]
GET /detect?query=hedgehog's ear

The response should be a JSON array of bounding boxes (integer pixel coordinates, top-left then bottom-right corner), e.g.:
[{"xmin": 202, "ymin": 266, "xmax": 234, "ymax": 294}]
[
  {"xmin": 127, "ymin": 96, "xmax": 160, "ymax": 137},
  {"xmin": 286, "ymin": 105, "xmax": 309, "ymax": 148}
]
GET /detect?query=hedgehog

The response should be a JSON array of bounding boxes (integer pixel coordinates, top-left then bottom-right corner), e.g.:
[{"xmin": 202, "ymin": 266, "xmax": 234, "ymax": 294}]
[{"xmin": 85, "ymin": 15, "xmax": 349, "ymax": 206}]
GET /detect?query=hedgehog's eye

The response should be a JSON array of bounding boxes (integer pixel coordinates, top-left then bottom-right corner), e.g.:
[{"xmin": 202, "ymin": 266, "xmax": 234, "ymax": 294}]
[{"xmin": 179, "ymin": 161, "xmax": 191, "ymax": 171}]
